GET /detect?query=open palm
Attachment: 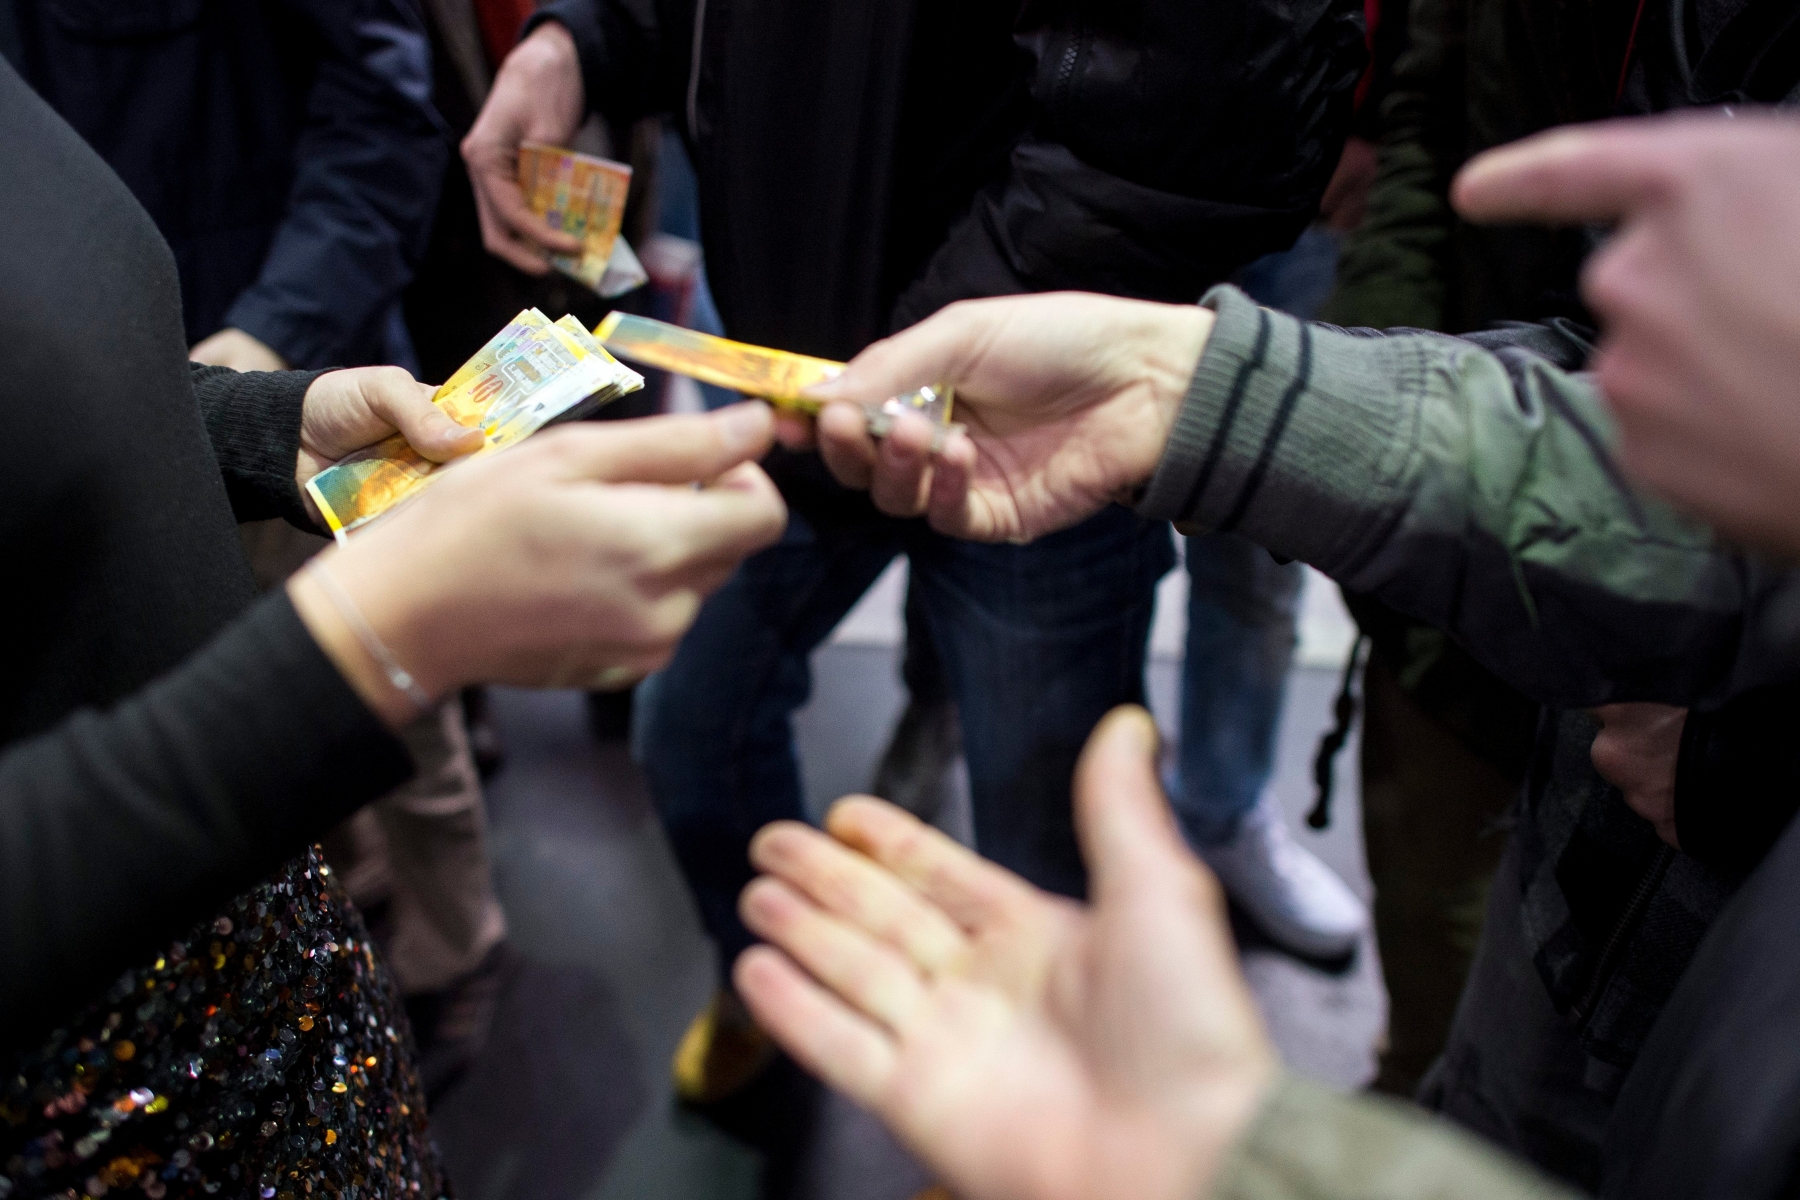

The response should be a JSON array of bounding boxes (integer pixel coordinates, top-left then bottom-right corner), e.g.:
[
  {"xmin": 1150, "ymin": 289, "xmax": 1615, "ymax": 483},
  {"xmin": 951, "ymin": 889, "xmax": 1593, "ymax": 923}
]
[{"xmin": 734, "ymin": 707, "xmax": 1275, "ymax": 1200}]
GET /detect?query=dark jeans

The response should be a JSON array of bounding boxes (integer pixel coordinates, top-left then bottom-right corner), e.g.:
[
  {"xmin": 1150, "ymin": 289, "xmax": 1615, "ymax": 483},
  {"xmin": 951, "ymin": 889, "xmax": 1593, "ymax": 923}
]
[{"xmin": 633, "ymin": 502, "xmax": 1175, "ymax": 970}]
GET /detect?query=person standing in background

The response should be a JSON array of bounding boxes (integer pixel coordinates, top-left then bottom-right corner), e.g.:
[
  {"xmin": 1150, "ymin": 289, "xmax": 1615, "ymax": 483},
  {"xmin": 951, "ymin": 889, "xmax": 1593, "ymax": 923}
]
[
  {"xmin": 464, "ymin": 0, "xmax": 1366, "ymax": 1106},
  {"xmin": 2, "ymin": 0, "xmax": 514, "ymax": 1096}
]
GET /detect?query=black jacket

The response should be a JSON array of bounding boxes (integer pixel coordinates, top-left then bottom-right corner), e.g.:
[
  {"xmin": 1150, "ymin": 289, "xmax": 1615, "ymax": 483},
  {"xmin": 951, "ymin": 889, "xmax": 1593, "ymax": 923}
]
[
  {"xmin": 531, "ymin": 0, "xmax": 1366, "ymax": 361},
  {"xmin": 0, "ymin": 59, "xmax": 411, "ymax": 1055},
  {"xmin": 6, "ymin": 0, "xmax": 447, "ymax": 368},
  {"xmin": 1601, "ymin": 794, "xmax": 1800, "ymax": 1199}
]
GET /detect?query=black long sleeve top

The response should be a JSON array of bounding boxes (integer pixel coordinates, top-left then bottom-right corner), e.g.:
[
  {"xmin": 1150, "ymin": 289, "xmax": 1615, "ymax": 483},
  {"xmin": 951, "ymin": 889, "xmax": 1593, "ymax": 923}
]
[{"xmin": 0, "ymin": 59, "xmax": 412, "ymax": 1055}]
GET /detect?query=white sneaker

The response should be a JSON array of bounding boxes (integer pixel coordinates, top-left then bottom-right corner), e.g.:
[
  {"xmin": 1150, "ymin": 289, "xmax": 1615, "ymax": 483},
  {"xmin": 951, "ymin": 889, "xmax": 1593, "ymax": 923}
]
[{"xmin": 1197, "ymin": 791, "xmax": 1368, "ymax": 960}]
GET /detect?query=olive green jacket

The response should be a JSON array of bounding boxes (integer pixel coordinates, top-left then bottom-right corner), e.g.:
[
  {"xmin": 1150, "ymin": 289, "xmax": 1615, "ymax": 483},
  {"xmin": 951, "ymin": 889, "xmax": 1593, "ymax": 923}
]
[
  {"xmin": 1140, "ymin": 284, "xmax": 1800, "ymax": 714},
  {"xmin": 1215, "ymin": 1075, "xmax": 1579, "ymax": 1199}
]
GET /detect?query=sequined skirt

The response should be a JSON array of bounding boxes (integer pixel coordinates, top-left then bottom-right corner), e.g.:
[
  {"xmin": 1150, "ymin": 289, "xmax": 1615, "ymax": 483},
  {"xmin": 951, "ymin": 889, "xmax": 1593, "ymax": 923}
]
[{"xmin": 1, "ymin": 846, "xmax": 447, "ymax": 1200}]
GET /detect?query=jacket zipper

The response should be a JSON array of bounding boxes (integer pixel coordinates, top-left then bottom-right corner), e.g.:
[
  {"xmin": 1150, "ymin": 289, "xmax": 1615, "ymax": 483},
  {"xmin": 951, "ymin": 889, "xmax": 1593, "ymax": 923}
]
[
  {"xmin": 1052, "ymin": 23, "xmax": 1086, "ymax": 119},
  {"xmin": 1571, "ymin": 846, "xmax": 1675, "ymax": 1028}
]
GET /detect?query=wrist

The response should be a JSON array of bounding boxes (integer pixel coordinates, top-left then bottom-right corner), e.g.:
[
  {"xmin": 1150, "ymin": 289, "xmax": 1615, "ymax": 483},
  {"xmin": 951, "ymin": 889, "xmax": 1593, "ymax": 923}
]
[
  {"xmin": 514, "ymin": 21, "xmax": 580, "ymax": 87},
  {"xmin": 1131, "ymin": 304, "xmax": 1216, "ymax": 491},
  {"xmin": 1167, "ymin": 1057, "xmax": 1279, "ymax": 1200},
  {"xmin": 287, "ymin": 548, "xmax": 454, "ymax": 731}
]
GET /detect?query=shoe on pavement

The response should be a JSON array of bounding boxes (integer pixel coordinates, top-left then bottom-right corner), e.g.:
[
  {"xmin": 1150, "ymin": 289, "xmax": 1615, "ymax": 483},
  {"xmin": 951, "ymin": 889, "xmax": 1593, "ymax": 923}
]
[
  {"xmin": 1197, "ymin": 791, "xmax": 1367, "ymax": 961},
  {"xmin": 672, "ymin": 988, "xmax": 778, "ymax": 1105},
  {"xmin": 404, "ymin": 941, "xmax": 521, "ymax": 1104}
]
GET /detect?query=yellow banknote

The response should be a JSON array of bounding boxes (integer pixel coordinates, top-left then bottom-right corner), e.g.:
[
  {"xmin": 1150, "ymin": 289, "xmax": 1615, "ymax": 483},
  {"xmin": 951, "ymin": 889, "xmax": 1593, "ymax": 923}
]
[
  {"xmin": 519, "ymin": 143, "xmax": 633, "ymax": 292},
  {"xmin": 306, "ymin": 309, "xmax": 643, "ymax": 540},
  {"xmin": 594, "ymin": 312, "xmax": 843, "ymax": 413},
  {"xmin": 594, "ymin": 312, "xmax": 958, "ymax": 441}
]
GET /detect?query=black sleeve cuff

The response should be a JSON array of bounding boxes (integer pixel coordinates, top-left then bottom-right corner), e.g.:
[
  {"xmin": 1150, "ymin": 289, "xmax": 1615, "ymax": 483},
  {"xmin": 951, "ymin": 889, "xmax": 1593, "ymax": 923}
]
[
  {"xmin": 190, "ymin": 363, "xmax": 331, "ymax": 529},
  {"xmin": 1675, "ymin": 684, "xmax": 1800, "ymax": 878}
]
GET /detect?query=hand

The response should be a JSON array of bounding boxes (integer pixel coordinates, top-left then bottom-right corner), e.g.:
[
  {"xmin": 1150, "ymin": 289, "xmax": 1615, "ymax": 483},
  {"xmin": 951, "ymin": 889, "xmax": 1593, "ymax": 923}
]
[
  {"xmin": 295, "ymin": 367, "xmax": 486, "ymax": 527},
  {"xmin": 288, "ymin": 404, "xmax": 787, "ymax": 728},
  {"xmin": 1591, "ymin": 703, "xmax": 1687, "ymax": 849},
  {"xmin": 1452, "ymin": 111, "xmax": 1800, "ymax": 557},
  {"xmin": 191, "ymin": 327, "xmax": 289, "ymax": 372},
  {"xmin": 793, "ymin": 293, "xmax": 1212, "ymax": 543},
  {"xmin": 461, "ymin": 21, "xmax": 588, "ymax": 274},
  {"xmin": 1319, "ymin": 135, "xmax": 1379, "ymax": 233},
  {"xmin": 734, "ymin": 706, "xmax": 1277, "ymax": 1200}
]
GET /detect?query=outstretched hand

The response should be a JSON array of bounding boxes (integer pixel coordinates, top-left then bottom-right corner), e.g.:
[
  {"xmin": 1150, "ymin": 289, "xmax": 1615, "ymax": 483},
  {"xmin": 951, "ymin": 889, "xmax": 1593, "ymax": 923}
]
[
  {"xmin": 733, "ymin": 706, "xmax": 1276, "ymax": 1200},
  {"xmin": 792, "ymin": 294, "xmax": 1212, "ymax": 543},
  {"xmin": 1453, "ymin": 110, "xmax": 1800, "ymax": 555},
  {"xmin": 296, "ymin": 367, "xmax": 486, "ymax": 527}
]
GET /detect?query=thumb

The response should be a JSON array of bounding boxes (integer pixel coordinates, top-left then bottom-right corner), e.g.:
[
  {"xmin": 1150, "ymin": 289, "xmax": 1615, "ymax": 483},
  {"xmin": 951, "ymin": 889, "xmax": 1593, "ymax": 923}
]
[
  {"xmin": 1072, "ymin": 706, "xmax": 1197, "ymax": 908},
  {"xmin": 808, "ymin": 299, "xmax": 1002, "ymax": 408},
  {"xmin": 536, "ymin": 402, "xmax": 776, "ymax": 485},
  {"xmin": 370, "ymin": 372, "xmax": 486, "ymax": 463}
]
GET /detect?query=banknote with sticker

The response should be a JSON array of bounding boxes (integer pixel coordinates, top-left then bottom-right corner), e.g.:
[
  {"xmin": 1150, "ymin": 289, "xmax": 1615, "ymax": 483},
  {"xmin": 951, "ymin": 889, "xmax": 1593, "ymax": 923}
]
[
  {"xmin": 306, "ymin": 308, "xmax": 643, "ymax": 540},
  {"xmin": 593, "ymin": 312, "xmax": 958, "ymax": 442}
]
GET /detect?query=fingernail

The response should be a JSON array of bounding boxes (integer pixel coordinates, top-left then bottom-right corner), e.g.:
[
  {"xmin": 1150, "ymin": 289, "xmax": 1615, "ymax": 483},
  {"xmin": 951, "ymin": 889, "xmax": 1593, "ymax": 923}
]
[{"xmin": 717, "ymin": 402, "xmax": 772, "ymax": 453}]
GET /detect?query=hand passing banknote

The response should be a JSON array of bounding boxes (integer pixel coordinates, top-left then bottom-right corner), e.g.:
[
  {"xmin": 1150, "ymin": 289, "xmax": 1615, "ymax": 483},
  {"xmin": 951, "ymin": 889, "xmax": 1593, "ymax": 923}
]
[
  {"xmin": 306, "ymin": 309, "xmax": 643, "ymax": 540},
  {"xmin": 595, "ymin": 312, "xmax": 960, "ymax": 445},
  {"xmin": 518, "ymin": 143, "xmax": 648, "ymax": 297}
]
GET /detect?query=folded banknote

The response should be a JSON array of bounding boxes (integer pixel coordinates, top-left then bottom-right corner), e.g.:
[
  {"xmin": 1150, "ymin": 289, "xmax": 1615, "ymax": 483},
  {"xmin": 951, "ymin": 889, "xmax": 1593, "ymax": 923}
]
[
  {"xmin": 518, "ymin": 143, "xmax": 638, "ymax": 295},
  {"xmin": 306, "ymin": 309, "xmax": 643, "ymax": 541},
  {"xmin": 594, "ymin": 311, "xmax": 957, "ymax": 440}
]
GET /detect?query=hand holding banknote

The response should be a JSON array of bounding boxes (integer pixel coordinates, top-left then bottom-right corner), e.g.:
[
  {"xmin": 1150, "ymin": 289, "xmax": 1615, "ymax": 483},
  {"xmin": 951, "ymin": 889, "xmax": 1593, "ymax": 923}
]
[
  {"xmin": 462, "ymin": 22, "xmax": 587, "ymax": 273},
  {"xmin": 296, "ymin": 366, "xmax": 486, "ymax": 527},
  {"xmin": 289, "ymin": 405, "xmax": 788, "ymax": 729},
  {"xmin": 801, "ymin": 293, "xmax": 1214, "ymax": 544}
]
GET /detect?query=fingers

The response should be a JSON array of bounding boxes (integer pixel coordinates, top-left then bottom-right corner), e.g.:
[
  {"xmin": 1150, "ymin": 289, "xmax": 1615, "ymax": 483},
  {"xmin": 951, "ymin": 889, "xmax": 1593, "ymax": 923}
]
[
  {"xmin": 461, "ymin": 136, "xmax": 583, "ymax": 272},
  {"xmin": 923, "ymin": 433, "xmax": 980, "ymax": 536},
  {"xmin": 772, "ymin": 410, "xmax": 819, "ymax": 450},
  {"xmin": 749, "ymin": 820, "xmax": 970, "ymax": 977},
  {"xmin": 1452, "ymin": 119, "xmax": 1693, "ymax": 224},
  {"xmin": 824, "ymin": 796, "xmax": 1041, "ymax": 933},
  {"xmin": 867, "ymin": 413, "xmax": 939, "ymax": 517},
  {"xmin": 535, "ymin": 402, "xmax": 776, "ymax": 485},
  {"xmin": 362, "ymin": 370, "xmax": 485, "ymax": 463},
  {"xmin": 809, "ymin": 300, "xmax": 1005, "ymax": 407},
  {"xmin": 740, "ymin": 876, "xmax": 934, "ymax": 1033},
  {"xmin": 1072, "ymin": 707, "xmax": 1209, "ymax": 911},
  {"xmin": 816, "ymin": 402, "xmax": 878, "ymax": 489},
  {"xmin": 733, "ymin": 946, "xmax": 899, "ymax": 1107}
]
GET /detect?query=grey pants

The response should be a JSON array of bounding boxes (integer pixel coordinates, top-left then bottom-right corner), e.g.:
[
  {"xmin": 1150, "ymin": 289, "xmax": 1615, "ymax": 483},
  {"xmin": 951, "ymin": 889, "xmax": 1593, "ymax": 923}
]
[{"xmin": 1419, "ymin": 835, "xmax": 1616, "ymax": 1193}]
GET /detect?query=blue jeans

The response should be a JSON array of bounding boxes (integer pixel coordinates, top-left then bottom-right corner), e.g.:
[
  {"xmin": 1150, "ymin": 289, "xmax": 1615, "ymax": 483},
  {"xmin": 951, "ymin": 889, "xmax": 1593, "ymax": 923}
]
[
  {"xmin": 1171, "ymin": 533, "xmax": 1304, "ymax": 845},
  {"xmin": 635, "ymin": 502, "xmax": 1175, "ymax": 970},
  {"xmin": 1166, "ymin": 224, "xmax": 1334, "ymax": 847}
]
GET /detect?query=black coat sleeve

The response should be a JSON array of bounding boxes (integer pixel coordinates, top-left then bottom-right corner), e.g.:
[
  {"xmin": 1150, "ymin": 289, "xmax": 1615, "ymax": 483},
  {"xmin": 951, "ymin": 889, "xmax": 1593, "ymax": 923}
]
[
  {"xmin": 890, "ymin": 0, "xmax": 1368, "ymax": 325},
  {"xmin": 0, "ymin": 592, "xmax": 413, "ymax": 1056},
  {"xmin": 527, "ymin": 0, "xmax": 690, "ymax": 130},
  {"xmin": 1675, "ymin": 685, "xmax": 1800, "ymax": 878},
  {"xmin": 189, "ymin": 363, "xmax": 330, "ymax": 529},
  {"xmin": 223, "ymin": 0, "xmax": 450, "ymax": 368}
]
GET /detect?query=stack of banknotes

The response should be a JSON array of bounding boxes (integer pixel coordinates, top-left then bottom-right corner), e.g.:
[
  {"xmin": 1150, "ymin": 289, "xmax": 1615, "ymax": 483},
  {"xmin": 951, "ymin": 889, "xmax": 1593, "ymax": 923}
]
[
  {"xmin": 306, "ymin": 309, "xmax": 643, "ymax": 541},
  {"xmin": 595, "ymin": 312, "xmax": 958, "ymax": 441},
  {"xmin": 518, "ymin": 143, "xmax": 646, "ymax": 297}
]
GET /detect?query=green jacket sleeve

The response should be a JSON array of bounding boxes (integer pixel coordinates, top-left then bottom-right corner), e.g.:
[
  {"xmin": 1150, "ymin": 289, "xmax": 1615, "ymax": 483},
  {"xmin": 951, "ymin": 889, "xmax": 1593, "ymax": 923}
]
[
  {"xmin": 1137, "ymin": 286, "xmax": 1800, "ymax": 709},
  {"xmin": 1213, "ymin": 1075, "xmax": 1580, "ymax": 1200},
  {"xmin": 1316, "ymin": 0, "xmax": 1463, "ymax": 330}
]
